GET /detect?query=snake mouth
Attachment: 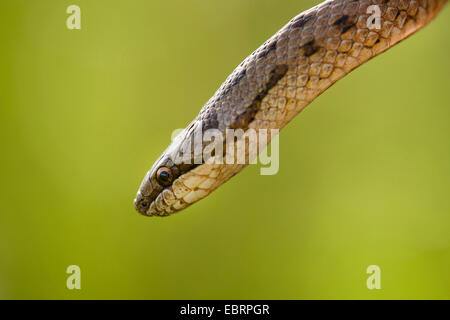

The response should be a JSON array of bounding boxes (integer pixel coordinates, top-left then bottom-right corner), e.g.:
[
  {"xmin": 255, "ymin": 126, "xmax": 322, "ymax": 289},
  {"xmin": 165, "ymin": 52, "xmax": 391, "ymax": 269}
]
[
  {"xmin": 134, "ymin": 170, "xmax": 193, "ymax": 217},
  {"xmin": 135, "ymin": 183, "xmax": 196, "ymax": 217},
  {"xmin": 134, "ymin": 161, "xmax": 231, "ymax": 217},
  {"xmin": 136, "ymin": 161, "xmax": 249, "ymax": 217}
]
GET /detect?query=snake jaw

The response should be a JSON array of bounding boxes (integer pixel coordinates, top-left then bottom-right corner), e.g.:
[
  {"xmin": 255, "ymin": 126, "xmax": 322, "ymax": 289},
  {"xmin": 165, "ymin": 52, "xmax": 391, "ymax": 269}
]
[
  {"xmin": 137, "ymin": 153, "xmax": 248, "ymax": 217},
  {"xmin": 138, "ymin": 164, "xmax": 214, "ymax": 217}
]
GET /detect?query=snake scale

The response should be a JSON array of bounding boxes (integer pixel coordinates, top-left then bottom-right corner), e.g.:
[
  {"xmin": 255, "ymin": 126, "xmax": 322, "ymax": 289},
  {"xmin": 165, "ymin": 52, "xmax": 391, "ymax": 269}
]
[{"xmin": 135, "ymin": 0, "xmax": 447, "ymax": 217}]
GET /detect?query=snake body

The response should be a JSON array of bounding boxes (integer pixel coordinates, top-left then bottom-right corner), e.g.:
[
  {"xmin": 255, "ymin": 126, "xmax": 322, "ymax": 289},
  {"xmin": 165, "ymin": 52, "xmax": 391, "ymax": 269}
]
[{"xmin": 135, "ymin": 0, "xmax": 447, "ymax": 217}]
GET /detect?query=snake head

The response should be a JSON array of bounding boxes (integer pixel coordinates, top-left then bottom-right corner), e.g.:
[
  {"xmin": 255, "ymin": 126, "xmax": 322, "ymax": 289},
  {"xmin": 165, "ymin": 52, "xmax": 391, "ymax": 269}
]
[
  {"xmin": 133, "ymin": 156, "xmax": 166, "ymax": 216},
  {"xmin": 134, "ymin": 138, "xmax": 191, "ymax": 217},
  {"xmin": 134, "ymin": 117, "xmax": 250, "ymax": 217},
  {"xmin": 134, "ymin": 157, "xmax": 179, "ymax": 216},
  {"xmin": 134, "ymin": 121, "xmax": 222, "ymax": 217}
]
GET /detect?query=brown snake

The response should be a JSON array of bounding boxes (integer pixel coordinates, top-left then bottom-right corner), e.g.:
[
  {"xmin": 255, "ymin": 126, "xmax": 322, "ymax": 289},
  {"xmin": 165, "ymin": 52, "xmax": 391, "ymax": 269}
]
[{"xmin": 135, "ymin": 0, "xmax": 447, "ymax": 217}]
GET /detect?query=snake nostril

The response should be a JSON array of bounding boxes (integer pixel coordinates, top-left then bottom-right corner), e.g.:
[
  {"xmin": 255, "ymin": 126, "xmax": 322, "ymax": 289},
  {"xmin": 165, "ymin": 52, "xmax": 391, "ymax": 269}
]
[
  {"xmin": 140, "ymin": 201, "xmax": 149, "ymax": 208},
  {"xmin": 134, "ymin": 196, "xmax": 150, "ymax": 213}
]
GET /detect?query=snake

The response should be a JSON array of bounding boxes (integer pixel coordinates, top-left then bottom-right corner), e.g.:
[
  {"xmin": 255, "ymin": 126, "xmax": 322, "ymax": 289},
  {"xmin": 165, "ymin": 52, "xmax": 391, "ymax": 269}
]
[{"xmin": 134, "ymin": 0, "xmax": 447, "ymax": 217}]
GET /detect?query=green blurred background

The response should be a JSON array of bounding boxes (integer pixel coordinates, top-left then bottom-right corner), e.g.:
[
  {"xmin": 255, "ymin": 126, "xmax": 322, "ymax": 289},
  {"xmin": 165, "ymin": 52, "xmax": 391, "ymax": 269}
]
[{"xmin": 0, "ymin": 0, "xmax": 449, "ymax": 299}]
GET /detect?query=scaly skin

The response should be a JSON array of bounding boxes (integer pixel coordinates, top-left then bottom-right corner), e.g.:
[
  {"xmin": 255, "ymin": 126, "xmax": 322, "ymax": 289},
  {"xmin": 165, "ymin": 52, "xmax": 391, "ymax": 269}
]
[{"xmin": 135, "ymin": 0, "xmax": 447, "ymax": 217}]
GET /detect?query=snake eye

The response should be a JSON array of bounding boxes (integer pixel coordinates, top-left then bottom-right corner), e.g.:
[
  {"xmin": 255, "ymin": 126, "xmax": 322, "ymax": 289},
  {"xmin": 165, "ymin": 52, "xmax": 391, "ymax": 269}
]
[{"xmin": 156, "ymin": 167, "xmax": 173, "ymax": 185}]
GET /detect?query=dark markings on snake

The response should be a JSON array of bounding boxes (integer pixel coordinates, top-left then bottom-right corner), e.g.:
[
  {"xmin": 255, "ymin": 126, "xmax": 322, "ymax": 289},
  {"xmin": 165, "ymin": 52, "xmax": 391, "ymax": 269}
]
[
  {"xmin": 221, "ymin": 68, "xmax": 247, "ymax": 97},
  {"xmin": 291, "ymin": 15, "xmax": 312, "ymax": 28},
  {"xmin": 174, "ymin": 162, "xmax": 200, "ymax": 178},
  {"xmin": 342, "ymin": 23, "xmax": 356, "ymax": 33},
  {"xmin": 333, "ymin": 14, "xmax": 357, "ymax": 35},
  {"xmin": 234, "ymin": 68, "xmax": 246, "ymax": 84},
  {"xmin": 302, "ymin": 40, "xmax": 320, "ymax": 57},
  {"xmin": 333, "ymin": 15, "xmax": 349, "ymax": 26},
  {"xmin": 202, "ymin": 111, "xmax": 219, "ymax": 131},
  {"xmin": 258, "ymin": 40, "xmax": 277, "ymax": 59},
  {"xmin": 230, "ymin": 64, "xmax": 288, "ymax": 130}
]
